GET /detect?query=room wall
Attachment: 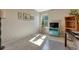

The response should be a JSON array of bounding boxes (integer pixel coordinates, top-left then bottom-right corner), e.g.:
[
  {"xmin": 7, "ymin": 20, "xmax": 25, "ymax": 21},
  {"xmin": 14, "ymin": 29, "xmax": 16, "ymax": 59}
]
[
  {"xmin": 1, "ymin": 9, "xmax": 39, "ymax": 44},
  {"xmin": 39, "ymin": 9, "xmax": 70, "ymax": 36}
]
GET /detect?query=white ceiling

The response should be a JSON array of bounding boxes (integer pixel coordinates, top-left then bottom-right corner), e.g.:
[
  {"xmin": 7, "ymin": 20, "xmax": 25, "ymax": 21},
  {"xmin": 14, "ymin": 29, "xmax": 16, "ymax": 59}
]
[{"xmin": 35, "ymin": 9, "xmax": 49, "ymax": 12}]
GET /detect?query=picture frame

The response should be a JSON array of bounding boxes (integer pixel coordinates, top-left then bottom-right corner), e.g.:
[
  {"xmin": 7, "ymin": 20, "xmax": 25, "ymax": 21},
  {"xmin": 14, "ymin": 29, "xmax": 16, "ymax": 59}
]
[
  {"xmin": 18, "ymin": 12, "xmax": 34, "ymax": 21},
  {"xmin": 18, "ymin": 12, "xmax": 22, "ymax": 20},
  {"xmin": 26, "ymin": 14, "xmax": 30, "ymax": 19},
  {"xmin": 23, "ymin": 13, "xmax": 31, "ymax": 20},
  {"xmin": 30, "ymin": 15, "xmax": 34, "ymax": 20},
  {"xmin": 23, "ymin": 13, "xmax": 27, "ymax": 20}
]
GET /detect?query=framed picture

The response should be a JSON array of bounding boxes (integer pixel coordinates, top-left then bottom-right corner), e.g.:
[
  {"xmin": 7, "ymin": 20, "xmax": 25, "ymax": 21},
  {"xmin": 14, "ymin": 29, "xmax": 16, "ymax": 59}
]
[
  {"xmin": 18, "ymin": 12, "xmax": 34, "ymax": 21},
  {"xmin": 30, "ymin": 15, "xmax": 34, "ymax": 20},
  {"xmin": 26, "ymin": 14, "xmax": 30, "ymax": 19},
  {"xmin": 18, "ymin": 12, "xmax": 22, "ymax": 19},
  {"xmin": 23, "ymin": 13, "xmax": 31, "ymax": 20},
  {"xmin": 23, "ymin": 13, "xmax": 27, "ymax": 20}
]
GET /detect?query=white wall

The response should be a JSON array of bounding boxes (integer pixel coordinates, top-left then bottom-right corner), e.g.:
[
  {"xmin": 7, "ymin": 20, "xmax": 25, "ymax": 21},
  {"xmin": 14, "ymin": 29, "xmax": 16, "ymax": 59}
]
[{"xmin": 1, "ymin": 9, "xmax": 39, "ymax": 44}]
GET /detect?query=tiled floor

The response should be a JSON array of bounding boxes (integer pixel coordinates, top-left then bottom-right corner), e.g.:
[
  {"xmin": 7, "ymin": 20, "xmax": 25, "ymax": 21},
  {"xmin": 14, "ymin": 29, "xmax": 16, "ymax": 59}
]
[{"xmin": 2, "ymin": 33, "xmax": 72, "ymax": 50}]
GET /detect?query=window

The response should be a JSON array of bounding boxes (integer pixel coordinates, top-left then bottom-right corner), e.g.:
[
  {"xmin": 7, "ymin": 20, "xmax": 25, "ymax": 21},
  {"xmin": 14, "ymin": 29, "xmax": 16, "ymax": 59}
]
[{"xmin": 41, "ymin": 15, "xmax": 48, "ymax": 27}]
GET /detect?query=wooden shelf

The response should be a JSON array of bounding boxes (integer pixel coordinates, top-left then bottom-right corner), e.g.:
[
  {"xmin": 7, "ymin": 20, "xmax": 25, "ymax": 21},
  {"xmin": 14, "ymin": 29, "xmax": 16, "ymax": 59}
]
[
  {"xmin": 65, "ymin": 16, "xmax": 79, "ymax": 31},
  {"xmin": 66, "ymin": 28, "xmax": 76, "ymax": 31}
]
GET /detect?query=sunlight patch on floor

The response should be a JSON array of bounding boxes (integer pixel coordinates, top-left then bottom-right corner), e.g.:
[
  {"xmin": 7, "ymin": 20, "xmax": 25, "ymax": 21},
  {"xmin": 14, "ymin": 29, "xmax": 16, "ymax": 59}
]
[{"xmin": 29, "ymin": 34, "xmax": 46, "ymax": 46}]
